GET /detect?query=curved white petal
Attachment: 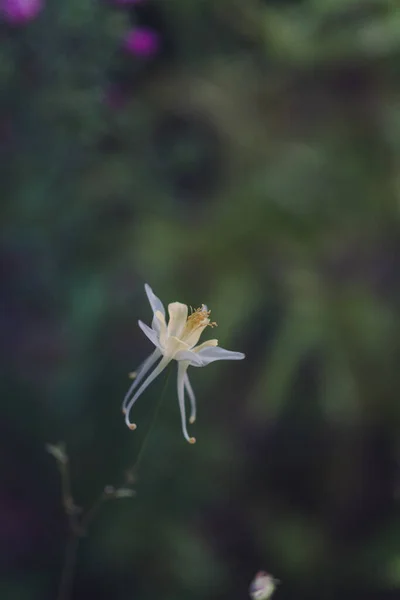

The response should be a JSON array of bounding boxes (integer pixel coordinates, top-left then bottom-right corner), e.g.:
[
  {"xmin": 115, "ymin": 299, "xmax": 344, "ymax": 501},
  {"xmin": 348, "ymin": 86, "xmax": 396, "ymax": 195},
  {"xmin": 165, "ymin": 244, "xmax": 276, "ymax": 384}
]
[
  {"xmin": 174, "ymin": 350, "xmax": 203, "ymax": 366},
  {"xmin": 125, "ymin": 356, "xmax": 171, "ymax": 429},
  {"xmin": 193, "ymin": 346, "xmax": 245, "ymax": 366},
  {"xmin": 145, "ymin": 283, "xmax": 165, "ymax": 317},
  {"xmin": 193, "ymin": 339, "xmax": 218, "ymax": 352},
  {"xmin": 184, "ymin": 373, "xmax": 196, "ymax": 424},
  {"xmin": 177, "ymin": 362, "xmax": 195, "ymax": 444},
  {"xmin": 122, "ymin": 349, "xmax": 161, "ymax": 413},
  {"xmin": 167, "ymin": 302, "xmax": 188, "ymax": 338},
  {"xmin": 138, "ymin": 320, "xmax": 160, "ymax": 347}
]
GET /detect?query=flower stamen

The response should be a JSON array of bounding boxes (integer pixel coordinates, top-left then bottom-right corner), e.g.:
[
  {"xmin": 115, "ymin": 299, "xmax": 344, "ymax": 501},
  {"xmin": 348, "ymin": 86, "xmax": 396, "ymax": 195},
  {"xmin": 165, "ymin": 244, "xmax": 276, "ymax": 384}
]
[{"xmin": 186, "ymin": 304, "xmax": 217, "ymax": 330}]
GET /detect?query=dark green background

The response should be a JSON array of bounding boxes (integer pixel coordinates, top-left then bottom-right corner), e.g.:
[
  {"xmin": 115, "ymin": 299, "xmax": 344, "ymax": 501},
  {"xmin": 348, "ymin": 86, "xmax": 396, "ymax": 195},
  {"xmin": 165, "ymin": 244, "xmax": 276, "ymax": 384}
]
[{"xmin": 1, "ymin": 1, "xmax": 400, "ymax": 599}]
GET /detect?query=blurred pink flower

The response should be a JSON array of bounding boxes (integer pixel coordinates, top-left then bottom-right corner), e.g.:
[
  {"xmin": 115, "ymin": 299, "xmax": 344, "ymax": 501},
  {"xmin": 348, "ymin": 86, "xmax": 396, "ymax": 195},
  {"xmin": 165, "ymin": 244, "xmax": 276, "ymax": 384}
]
[
  {"xmin": 124, "ymin": 27, "xmax": 160, "ymax": 57},
  {"xmin": 2, "ymin": 0, "xmax": 43, "ymax": 23}
]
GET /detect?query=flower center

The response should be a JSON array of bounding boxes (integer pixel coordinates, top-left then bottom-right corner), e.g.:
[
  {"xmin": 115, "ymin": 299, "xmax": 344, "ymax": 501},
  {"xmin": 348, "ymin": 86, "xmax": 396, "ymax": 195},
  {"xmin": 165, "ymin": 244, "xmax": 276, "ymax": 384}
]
[{"xmin": 186, "ymin": 304, "xmax": 217, "ymax": 331}]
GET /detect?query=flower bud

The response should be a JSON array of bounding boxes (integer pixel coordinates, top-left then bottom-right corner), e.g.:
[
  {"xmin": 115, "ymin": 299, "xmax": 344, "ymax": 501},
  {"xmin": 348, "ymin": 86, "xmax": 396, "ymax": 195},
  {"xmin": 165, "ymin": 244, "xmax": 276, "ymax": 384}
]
[
  {"xmin": 46, "ymin": 442, "xmax": 68, "ymax": 465},
  {"xmin": 249, "ymin": 572, "xmax": 278, "ymax": 600}
]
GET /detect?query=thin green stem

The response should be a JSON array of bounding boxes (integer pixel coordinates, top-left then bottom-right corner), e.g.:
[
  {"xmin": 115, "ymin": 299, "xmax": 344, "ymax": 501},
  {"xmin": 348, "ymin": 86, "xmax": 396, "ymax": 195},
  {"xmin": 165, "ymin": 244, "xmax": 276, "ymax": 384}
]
[
  {"xmin": 55, "ymin": 366, "xmax": 172, "ymax": 600},
  {"xmin": 56, "ymin": 457, "xmax": 82, "ymax": 600},
  {"xmin": 57, "ymin": 533, "xmax": 80, "ymax": 600},
  {"xmin": 80, "ymin": 491, "xmax": 107, "ymax": 531}
]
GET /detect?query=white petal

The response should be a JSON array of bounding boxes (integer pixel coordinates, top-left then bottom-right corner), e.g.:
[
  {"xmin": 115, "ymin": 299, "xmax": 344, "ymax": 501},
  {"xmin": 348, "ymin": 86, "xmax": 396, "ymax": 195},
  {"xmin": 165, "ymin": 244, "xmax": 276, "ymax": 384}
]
[
  {"xmin": 153, "ymin": 310, "xmax": 168, "ymax": 346},
  {"xmin": 124, "ymin": 356, "xmax": 171, "ymax": 429},
  {"xmin": 177, "ymin": 362, "xmax": 196, "ymax": 444},
  {"xmin": 193, "ymin": 346, "xmax": 245, "ymax": 366},
  {"xmin": 122, "ymin": 349, "xmax": 161, "ymax": 413},
  {"xmin": 152, "ymin": 315, "xmax": 161, "ymax": 335},
  {"xmin": 138, "ymin": 320, "xmax": 160, "ymax": 347},
  {"xmin": 184, "ymin": 373, "xmax": 196, "ymax": 424},
  {"xmin": 174, "ymin": 350, "xmax": 203, "ymax": 366},
  {"xmin": 193, "ymin": 339, "xmax": 218, "ymax": 352},
  {"xmin": 145, "ymin": 283, "xmax": 165, "ymax": 317},
  {"xmin": 167, "ymin": 302, "xmax": 188, "ymax": 338}
]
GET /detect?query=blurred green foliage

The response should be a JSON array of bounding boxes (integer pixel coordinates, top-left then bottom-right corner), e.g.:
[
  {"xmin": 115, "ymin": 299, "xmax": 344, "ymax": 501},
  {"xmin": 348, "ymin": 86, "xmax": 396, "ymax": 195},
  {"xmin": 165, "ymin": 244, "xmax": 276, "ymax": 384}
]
[{"xmin": 1, "ymin": 1, "xmax": 400, "ymax": 599}]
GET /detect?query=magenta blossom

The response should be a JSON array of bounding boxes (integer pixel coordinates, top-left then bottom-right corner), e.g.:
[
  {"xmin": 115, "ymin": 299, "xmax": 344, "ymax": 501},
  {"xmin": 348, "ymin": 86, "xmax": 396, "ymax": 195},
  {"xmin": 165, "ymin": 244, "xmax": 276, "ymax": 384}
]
[
  {"xmin": 2, "ymin": 0, "xmax": 43, "ymax": 23},
  {"xmin": 124, "ymin": 27, "xmax": 160, "ymax": 57}
]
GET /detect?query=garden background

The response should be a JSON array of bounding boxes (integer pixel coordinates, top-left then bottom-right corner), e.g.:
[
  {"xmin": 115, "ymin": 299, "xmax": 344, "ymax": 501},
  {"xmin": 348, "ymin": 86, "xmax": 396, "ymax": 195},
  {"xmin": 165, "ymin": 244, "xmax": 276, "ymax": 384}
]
[{"xmin": 1, "ymin": 1, "xmax": 400, "ymax": 599}]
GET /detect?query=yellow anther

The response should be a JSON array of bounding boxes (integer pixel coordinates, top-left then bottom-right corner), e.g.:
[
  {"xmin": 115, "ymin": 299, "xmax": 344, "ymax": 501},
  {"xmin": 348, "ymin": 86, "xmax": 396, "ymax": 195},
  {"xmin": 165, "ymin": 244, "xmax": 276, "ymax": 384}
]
[
  {"xmin": 186, "ymin": 305, "xmax": 217, "ymax": 330},
  {"xmin": 128, "ymin": 423, "xmax": 137, "ymax": 431}
]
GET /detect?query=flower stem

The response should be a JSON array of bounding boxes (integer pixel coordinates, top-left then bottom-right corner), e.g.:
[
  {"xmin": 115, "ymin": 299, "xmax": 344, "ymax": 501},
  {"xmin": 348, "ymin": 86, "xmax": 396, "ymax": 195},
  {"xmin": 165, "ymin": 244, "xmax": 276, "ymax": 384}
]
[
  {"xmin": 54, "ymin": 366, "xmax": 172, "ymax": 600},
  {"xmin": 57, "ymin": 532, "xmax": 80, "ymax": 600}
]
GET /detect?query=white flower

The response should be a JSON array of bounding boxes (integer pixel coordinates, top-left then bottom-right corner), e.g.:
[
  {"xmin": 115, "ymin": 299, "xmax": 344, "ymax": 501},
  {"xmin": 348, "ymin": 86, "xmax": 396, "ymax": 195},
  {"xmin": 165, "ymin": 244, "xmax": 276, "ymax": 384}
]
[
  {"xmin": 249, "ymin": 572, "xmax": 279, "ymax": 600},
  {"xmin": 123, "ymin": 284, "xmax": 245, "ymax": 443}
]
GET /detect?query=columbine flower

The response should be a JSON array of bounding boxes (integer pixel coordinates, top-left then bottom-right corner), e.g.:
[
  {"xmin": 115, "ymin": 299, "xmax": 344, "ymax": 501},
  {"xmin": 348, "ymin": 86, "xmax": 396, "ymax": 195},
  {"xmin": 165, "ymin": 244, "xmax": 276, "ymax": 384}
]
[
  {"xmin": 249, "ymin": 572, "xmax": 279, "ymax": 600},
  {"xmin": 123, "ymin": 284, "xmax": 245, "ymax": 443}
]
